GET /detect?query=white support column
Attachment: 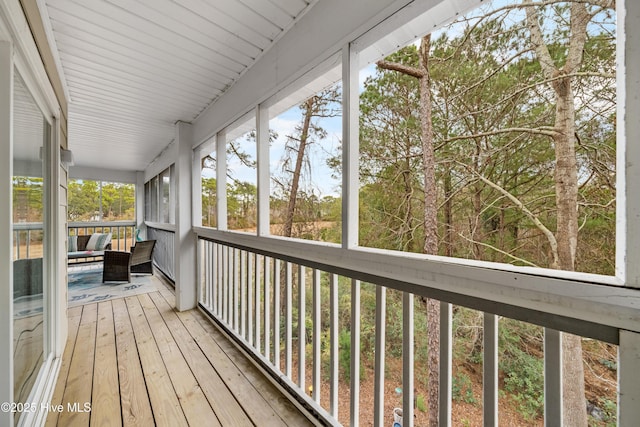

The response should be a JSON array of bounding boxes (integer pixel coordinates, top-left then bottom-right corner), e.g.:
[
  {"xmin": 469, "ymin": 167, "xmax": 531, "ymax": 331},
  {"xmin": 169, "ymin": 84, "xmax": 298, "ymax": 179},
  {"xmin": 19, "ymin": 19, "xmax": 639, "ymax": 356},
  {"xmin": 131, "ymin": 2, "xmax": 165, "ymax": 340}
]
[
  {"xmin": 0, "ymin": 41, "xmax": 14, "ymax": 427},
  {"xmin": 256, "ymin": 104, "xmax": 270, "ymax": 236},
  {"xmin": 216, "ymin": 129, "xmax": 228, "ymax": 231},
  {"xmin": 341, "ymin": 43, "xmax": 359, "ymax": 249},
  {"xmin": 619, "ymin": 0, "xmax": 640, "ymax": 287},
  {"xmin": 174, "ymin": 121, "xmax": 197, "ymax": 311},
  {"xmin": 135, "ymin": 171, "xmax": 145, "ymax": 239},
  {"xmin": 619, "ymin": 330, "xmax": 640, "ymax": 425},
  {"xmin": 192, "ymin": 146, "xmax": 203, "ymax": 228}
]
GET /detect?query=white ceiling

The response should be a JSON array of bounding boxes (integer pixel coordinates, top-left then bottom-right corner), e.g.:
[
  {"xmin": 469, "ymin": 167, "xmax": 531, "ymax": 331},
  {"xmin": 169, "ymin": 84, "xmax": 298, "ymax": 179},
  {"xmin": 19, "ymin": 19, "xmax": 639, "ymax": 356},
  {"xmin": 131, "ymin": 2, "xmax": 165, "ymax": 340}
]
[{"xmin": 40, "ymin": 0, "xmax": 315, "ymax": 172}]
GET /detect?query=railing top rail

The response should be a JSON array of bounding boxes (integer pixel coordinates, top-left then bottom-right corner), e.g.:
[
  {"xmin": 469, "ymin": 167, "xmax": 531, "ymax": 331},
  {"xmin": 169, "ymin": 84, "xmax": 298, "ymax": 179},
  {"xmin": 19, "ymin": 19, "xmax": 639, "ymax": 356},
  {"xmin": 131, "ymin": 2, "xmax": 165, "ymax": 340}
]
[
  {"xmin": 145, "ymin": 221, "xmax": 176, "ymax": 233},
  {"xmin": 13, "ymin": 222, "xmax": 44, "ymax": 230},
  {"xmin": 68, "ymin": 220, "xmax": 136, "ymax": 228},
  {"xmin": 194, "ymin": 227, "xmax": 640, "ymax": 344}
]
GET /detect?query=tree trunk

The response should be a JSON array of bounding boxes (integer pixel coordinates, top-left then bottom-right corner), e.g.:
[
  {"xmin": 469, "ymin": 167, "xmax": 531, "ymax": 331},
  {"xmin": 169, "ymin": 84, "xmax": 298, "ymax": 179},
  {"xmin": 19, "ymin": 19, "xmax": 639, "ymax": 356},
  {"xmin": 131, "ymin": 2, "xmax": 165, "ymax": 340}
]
[
  {"xmin": 419, "ymin": 35, "xmax": 441, "ymax": 427},
  {"xmin": 444, "ymin": 169, "xmax": 453, "ymax": 257},
  {"xmin": 526, "ymin": 2, "xmax": 590, "ymax": 424},
  {"xmin": 378, "ymin": 34, "xmax": 440, "ymax": 426},
  {"xmin": 284, "ymin": 98, "xmax": 314, "ymax": 238}
]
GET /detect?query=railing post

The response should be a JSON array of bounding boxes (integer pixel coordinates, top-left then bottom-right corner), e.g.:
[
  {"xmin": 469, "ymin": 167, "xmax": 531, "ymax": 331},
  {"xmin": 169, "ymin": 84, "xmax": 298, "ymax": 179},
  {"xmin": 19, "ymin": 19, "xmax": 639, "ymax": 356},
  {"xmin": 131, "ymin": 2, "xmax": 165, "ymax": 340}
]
[
  {"xmin": 298, "ymin": 265, "xmax": 306, "ymax": 390},
  {"xmin": 350, "ymin": 279, "xmax": 361, "ymax": 427},
  {"xmin": 312, "ymin": 269, "xmax": 321, "ymax": 403},
  {"xmin": 330, "ymin": 274, "xmax": 339, "ymax": 418},
  {"xmin": 402, "ymin": 292, "xmax": 414, "ymax": 427},
  {"xmin": 483, "ymin": 313, "xmax": 498, "ymax": 427},
  {"xmin": 264, "ymin": 256, "xmax": 271, "ymax": 361},
  {"xmin": 440, "ymin": 302, "xmax": 452, "ymax": 427},
  {"xmin": 285, "ymin": 262, "xmax": 293, "ymax": 378},
  {"xmin": 544, "ymin": 328, "xmax": 562, "ymax": 425},
  {"xmin": 373, "ymin": 286, "xmax": 386, "ymax": 427},
  {"xmin": 618, "ymin": 330, "xmax": 640, "ymax": 425},
  {"xmin": 274, "ymin": 259, "xmax": 281, "ymax": 371}
]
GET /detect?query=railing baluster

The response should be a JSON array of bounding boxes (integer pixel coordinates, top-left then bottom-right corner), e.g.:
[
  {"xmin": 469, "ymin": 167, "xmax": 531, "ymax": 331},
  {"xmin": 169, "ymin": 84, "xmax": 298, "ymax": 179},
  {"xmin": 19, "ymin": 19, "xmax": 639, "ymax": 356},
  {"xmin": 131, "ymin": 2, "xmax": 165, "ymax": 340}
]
[
  {"xmin": 274, "ymin": 259, "xmax": 281, "ymax": 372},
  {"xmin": 217, "ymin": 243, "xmax": 223, "ymax": 317},
  {"xmin": 254, "ymin": 254, "xmax": 261, "ymax": 350},
  {"xmin": 440, "ymin": 302, "xmax": 453, "ymax": 427},
  {"xmin": 233, "ymin": 248, "xmax": 240, "ymax": 332},
  {"xmin": 240, "ymin": 250, "xmax": 247, "ymax": 339},
  {"xmin": 544, "ymin": 328, "xmax": 562, "ymax": 424},
  {"xmin": 16, "ymin": 230, "xmax": 21, "ymax": 260},
  {"xmin": 374, "ymin": 285, "xmax": 386, "ymax": 427},
  {"xmin": 312, "ymin": 269, "xmax": 321, "ymax": 404},
  {"xmin": 350, "ymin": 279, "xmax": 361, "ymax": 427},
  {"xmin": 402, "ymin": 292, "xmax": 414, "ymax": 427},
  {"xmin": 223, "ymin": 245, "xmax": 229, "ymax": 324},
  {"xmin": 208, "ymin": 242, "xmax": 214, "ymax": 311},
  {"xmin": 285, "ymin": 262, "xmax": 293, "ymax": 379},
  {"xmin": 264, "ymin": 256, "xmax": 271, "ymax": 361},
  {"xmin": 298, "ymin": 264, "xmax": 306, "ymax": 391},
  {"xmin": 330, "ymin": 273, "xmax": 338, "ymax": 419},
  {"xmin": 483, "ymin": 312, "xmax": 498, "ymax": 427},
  {"xmin": 26, "ymin": 230, "xmax": 30, "ymax": 258},
  {"xmin": 248, "ymin": 252, "xmax": 254, "ymax": 345}
]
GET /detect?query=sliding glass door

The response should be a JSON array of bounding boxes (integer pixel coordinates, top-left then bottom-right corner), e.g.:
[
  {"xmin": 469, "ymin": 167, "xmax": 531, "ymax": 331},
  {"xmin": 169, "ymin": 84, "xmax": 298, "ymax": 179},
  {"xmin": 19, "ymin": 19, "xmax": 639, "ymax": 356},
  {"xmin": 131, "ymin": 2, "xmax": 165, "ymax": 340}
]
[{"xmin": 12, "ymin": 68, "xmax": 51, "ymax": 422}]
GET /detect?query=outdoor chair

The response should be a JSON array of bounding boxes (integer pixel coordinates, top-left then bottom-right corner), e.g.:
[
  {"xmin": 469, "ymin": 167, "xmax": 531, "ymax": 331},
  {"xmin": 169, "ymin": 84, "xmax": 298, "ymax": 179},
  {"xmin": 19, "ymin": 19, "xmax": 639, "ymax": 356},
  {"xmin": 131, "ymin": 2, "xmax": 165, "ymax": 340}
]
[{"xmin": 102, "ymin": 240, "xmax": 156, "ymax": 283}]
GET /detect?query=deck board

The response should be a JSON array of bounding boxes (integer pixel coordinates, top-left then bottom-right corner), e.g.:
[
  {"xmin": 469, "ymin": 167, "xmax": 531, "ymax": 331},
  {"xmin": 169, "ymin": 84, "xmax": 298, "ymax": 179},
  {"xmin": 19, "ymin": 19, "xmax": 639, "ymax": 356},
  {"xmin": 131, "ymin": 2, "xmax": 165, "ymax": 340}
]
[
  {"xmin": 125, "ymin": 295, "xmax": 188, "ymax": 427},
  {"xmin": 57, "ymin": 304, "xmax": 97, "ymax": 426},
  {"xmin": 47, "ymin": 281, "xmax": 315, "ymax": 426},
  {"xmin": 112, "ymin": 298, "xmax": 155, "ymax": 427},
  {"xmin": 46, "ymin": 306, "xmax": 82, "ymax": 427},
  {"xmin": 90, "ymin": 302, "xmax": 122, "ymax": 427}
]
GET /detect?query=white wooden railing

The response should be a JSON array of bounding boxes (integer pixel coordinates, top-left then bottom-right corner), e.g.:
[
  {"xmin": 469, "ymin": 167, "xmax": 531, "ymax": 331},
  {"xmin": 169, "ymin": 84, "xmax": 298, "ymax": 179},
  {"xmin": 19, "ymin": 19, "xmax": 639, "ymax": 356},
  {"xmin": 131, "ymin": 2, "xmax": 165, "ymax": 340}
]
[
  {"xmin": 13, "ymin": 222, "xmax": 43, "ymax": 260},
  {"xmin": 68, "ymin": 220, "xmax": 136, "ymax": 252},
  {"xmin": 194, "ymin": 228, "xmax": 639, "ymax": 426},
  {"xmin": 146, "ymin": 223, "xmax": 176, "ymax": 282}
]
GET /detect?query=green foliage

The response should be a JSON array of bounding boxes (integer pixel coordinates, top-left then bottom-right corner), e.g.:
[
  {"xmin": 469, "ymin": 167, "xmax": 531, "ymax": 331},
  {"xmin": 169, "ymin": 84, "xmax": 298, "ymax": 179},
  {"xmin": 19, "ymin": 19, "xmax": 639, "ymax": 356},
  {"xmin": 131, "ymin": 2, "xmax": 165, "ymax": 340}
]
[
  {"xmin": 499, "ymin": 319, "xmax": 544, "ymax": 420},
  {"xmin": 592, "ymin": 398, "xmax": 617, "ymax": 426},
  {"xmin": 416, "ymin": 394, "xmax": 427, "ymax": 412},
  {"xmin": 68, "ymin": 179, "xmax": 134, "ymax": 221},
  {"xmin": 338, "ymin": 330, "xmax": 352, "ymax": 382},
  {"xmin": 452, "ymin": 373, "xmax": 477, "ymax": 404}
]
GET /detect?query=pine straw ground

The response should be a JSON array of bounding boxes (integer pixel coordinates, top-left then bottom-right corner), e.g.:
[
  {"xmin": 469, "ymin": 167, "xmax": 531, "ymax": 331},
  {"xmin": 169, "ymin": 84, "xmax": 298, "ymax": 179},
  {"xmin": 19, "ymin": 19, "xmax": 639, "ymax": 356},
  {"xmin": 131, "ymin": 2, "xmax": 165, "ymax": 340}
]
[{"xmin": 289, "ymin": 339, "xmax": 617, "ymax": 426}]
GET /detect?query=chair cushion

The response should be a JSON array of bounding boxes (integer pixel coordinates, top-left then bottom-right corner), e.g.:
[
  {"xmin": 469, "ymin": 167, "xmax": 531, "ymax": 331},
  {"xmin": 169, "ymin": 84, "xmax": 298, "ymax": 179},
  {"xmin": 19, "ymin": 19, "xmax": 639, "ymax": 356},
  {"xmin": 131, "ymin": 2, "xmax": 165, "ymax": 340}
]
[
  {"xmin": 86, "ymin": 233, "xmax": 112, "ymax": 251},
  {"xmin": 68, "ymin": 235, "xmax": 78, "ymax": 252},
  {"xmin": 68, "ymin": 250, "xmax": 105, "ymax": 259}
]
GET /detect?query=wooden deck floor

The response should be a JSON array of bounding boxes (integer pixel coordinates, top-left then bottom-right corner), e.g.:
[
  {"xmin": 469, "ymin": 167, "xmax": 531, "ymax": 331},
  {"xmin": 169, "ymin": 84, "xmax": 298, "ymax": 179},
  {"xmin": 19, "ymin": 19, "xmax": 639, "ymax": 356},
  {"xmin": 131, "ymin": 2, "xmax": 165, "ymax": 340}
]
[{"xmin": 45, "ymin": 282, "xmax": 315, "ymax": 427}]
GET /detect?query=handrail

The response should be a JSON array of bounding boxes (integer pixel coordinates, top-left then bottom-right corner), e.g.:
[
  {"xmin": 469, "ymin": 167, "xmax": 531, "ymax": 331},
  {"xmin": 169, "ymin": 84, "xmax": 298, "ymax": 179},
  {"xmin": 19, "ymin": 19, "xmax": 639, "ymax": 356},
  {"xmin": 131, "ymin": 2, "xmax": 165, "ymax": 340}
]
[
  {"xmin": 194, "ymin": 233, "xmax": 627, "ymax": 426},
  {"xmin": 68, "ymin": 221, "xmax": 136, "ymax": 254},
  {"xmin": 193, "ymin": 227, "xmax": 636, "ymax": 341}
]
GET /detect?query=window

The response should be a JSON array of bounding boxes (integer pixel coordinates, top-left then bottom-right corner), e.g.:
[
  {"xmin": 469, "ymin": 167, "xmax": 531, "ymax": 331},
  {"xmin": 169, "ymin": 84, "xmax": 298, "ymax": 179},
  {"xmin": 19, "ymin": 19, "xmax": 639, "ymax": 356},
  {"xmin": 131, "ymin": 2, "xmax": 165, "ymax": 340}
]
[
  {"xmin": 268, "ymin": 64, "xmax": 343, "ymax": 243},
  {"xmin": 68, "ymin": 179, "xmax": 135, "ymax": 221},
  {"xmin": 144, "ymin": 166, "xmax": 174, "ymax": 224},
  {"xmin": 356, "ymin": 0, "xmax": 616, "ymax": 276}
]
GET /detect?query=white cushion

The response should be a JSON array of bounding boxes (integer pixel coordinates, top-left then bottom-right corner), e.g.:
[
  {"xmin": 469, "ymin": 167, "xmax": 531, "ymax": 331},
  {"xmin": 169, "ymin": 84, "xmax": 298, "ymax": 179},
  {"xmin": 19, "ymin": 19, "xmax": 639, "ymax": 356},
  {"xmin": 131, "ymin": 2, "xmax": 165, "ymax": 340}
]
[{"xmin": 86, "ymin": 233, "xmax": 112, "ymax": 251}]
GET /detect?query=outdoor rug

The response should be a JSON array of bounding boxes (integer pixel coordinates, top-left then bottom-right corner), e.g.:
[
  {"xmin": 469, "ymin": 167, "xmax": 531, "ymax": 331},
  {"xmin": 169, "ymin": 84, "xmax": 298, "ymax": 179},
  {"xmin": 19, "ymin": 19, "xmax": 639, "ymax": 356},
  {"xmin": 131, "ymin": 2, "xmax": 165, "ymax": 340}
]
[{"xmin": 68, "ymin": 265, "xmax": 159, "ymax": 307}]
